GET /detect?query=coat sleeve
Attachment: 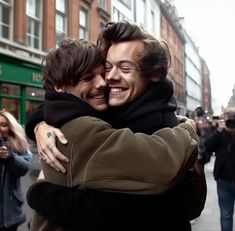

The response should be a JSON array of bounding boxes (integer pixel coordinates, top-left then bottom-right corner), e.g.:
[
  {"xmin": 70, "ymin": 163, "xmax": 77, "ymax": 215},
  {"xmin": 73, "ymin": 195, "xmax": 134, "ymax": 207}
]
[
  {"xmin": 3, "ymin": 150, "xmax": 32, "ymax": 176},
  {"xmin": 25, "ymin": 104, "xmax": 44, "ymax": 141},
  {"xmin": 27, "ymin": 181, "xmax": 161, "ymax": 230},
  {"xmin": 41, "ymin": 116, "xmax": 198, "ymax": 195}
]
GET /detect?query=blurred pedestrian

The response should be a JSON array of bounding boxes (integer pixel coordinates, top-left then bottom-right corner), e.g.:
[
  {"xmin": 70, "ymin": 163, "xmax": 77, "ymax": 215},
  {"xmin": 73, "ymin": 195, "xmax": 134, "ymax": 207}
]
[
  {"xmin": 0, "ymin": 110, "xmax": 32, "ymax": 231},
  {"xmin": 204, "ymin": 107, "xmax": 235, "ymax": 231}
]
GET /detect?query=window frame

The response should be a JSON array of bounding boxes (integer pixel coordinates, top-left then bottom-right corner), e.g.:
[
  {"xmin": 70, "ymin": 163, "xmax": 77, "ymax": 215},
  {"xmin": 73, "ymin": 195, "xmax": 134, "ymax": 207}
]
[
  {"xmin": 55, "ymin": 0, "xmax": 68, "ymax": 45},
  {"xmin": 79, "ymin": 7, "xmax": 88, "ymax": 40},
  {"xmin": 0, "ymin": 0, "xmax": 12, "ymax": 40},
  {"xmin": 26, "ymin": 0, "xmax": 42, "ymax": 50}
]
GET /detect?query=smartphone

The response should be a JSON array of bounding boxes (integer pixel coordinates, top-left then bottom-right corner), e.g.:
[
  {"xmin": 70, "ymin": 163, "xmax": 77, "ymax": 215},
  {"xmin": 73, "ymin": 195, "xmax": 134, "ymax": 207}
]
[{"xmin": 0, "ymin": 137, "xmax": 7, "ymax": 146}]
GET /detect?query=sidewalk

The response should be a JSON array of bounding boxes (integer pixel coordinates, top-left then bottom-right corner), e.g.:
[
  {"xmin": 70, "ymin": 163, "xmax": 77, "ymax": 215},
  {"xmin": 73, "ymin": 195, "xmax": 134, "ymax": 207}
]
[{"xmin": 192, "ymin": 156, "xmax": 235, "ymax": 231}]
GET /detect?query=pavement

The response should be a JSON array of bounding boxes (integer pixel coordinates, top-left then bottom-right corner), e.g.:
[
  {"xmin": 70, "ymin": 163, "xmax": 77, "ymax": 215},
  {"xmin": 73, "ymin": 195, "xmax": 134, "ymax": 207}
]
[{"xmin": 17, "ymin": 154, "xmax": 234, "ymax": 231}]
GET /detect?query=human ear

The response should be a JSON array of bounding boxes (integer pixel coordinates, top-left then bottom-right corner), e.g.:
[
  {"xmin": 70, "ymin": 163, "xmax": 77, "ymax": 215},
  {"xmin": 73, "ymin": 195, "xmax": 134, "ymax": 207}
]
[{"xmin": 54, "ymin": 85, "xmax": 65, "ymax": 92}]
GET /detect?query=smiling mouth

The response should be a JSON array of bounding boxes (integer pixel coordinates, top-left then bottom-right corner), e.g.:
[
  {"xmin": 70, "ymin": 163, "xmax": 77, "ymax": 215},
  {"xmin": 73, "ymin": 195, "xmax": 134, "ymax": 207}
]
[
  {"xmin": 90, "ymin": 94, "xmax": 105, "ymax": 100},
  {"xmin": 109, "ymin": 87, "xmax": 127, "ymax": 95}
]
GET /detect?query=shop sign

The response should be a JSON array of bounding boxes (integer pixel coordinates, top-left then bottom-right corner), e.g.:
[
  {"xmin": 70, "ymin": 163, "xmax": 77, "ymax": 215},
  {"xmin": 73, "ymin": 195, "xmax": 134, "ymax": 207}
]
[
  {"xmin": 32, "ymin": 72, "xmax": 43, "ymax": 83},
  {"xmin": 0, "ymin": 59, "xmax": 43, "ymax": 87}
]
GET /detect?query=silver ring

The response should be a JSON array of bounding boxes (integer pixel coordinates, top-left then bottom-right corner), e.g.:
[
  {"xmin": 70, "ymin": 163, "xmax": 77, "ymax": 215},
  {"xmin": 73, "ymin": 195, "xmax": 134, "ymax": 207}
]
[{"xmin": 49, "ymin": 146, "xmax": 54, "ymax": 151}]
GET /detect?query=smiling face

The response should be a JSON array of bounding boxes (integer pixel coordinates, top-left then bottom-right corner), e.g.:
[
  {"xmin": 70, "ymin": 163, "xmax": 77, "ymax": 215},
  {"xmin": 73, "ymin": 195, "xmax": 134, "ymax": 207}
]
[
  {"xmin": 105, "ymin": 40, "xmax": 150, "ymax": 107},
  {"xmin": 64, "ymin": 64, "xmax": 108, "ymax": 111}
]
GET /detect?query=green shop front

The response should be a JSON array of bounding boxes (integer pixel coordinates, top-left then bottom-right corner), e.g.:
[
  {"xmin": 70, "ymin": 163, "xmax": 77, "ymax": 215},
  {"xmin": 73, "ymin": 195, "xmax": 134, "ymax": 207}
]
[{"xmin": 0, "ymin": 55, "xmax": 44, "ymax": 126}]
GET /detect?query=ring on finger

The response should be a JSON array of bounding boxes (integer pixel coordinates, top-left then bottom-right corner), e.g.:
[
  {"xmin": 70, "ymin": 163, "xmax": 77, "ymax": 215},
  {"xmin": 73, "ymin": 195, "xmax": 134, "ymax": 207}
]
[
  {"xmin": 49, "ymin": 146, "xmax": 54, "ymax": 152},
  {"xmin": 38, "ymin": 152, "xmax": 44, "ymax": 159}
]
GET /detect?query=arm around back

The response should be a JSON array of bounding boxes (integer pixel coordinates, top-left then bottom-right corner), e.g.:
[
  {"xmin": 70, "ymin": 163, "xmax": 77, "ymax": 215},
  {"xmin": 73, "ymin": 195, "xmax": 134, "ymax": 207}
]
[{"xmin": 41, "ymin": 116, "xmax": 198, "ymax": 194}]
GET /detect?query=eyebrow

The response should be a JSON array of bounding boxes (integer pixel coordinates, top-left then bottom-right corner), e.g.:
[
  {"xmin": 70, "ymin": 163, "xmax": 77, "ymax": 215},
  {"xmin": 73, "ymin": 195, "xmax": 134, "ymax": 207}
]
[{"xmin": 106, "ymin": 60, "xmax": 136, "ymax": 66}]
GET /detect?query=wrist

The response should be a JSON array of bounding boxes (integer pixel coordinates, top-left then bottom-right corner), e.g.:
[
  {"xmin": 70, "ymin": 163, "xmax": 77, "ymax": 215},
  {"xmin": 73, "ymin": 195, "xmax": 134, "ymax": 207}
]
[{"xmin": 34, "ymin": 121, "xmax": 46, "ymax": 134}]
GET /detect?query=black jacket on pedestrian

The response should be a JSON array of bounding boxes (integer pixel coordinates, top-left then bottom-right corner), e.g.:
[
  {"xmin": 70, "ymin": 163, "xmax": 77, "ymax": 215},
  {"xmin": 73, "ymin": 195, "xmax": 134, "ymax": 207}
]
[
  {"xmin": 26, "ymin": 79, "xmax": 191, "ymax": 231},
  {"xmin": 204, "ymin": 129, "xmax": 235, "ymax": 182}
]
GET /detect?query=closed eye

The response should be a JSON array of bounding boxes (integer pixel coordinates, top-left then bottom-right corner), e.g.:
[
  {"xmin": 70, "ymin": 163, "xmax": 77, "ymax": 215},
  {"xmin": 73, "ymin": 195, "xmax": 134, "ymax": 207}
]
[{"xmin": 80, "ymin": 75, "xmax": 93, "ymax": 82}]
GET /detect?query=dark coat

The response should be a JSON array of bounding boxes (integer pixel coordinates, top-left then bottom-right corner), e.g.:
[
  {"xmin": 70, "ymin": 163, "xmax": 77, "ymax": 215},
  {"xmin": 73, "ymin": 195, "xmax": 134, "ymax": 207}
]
[
  {"xmin": 0, "ymin": 150, "xmax": 32, "ymax": 228},
  {"xmin": 204, "ymin": 129, "xmax": 235, "ymax": 182}
]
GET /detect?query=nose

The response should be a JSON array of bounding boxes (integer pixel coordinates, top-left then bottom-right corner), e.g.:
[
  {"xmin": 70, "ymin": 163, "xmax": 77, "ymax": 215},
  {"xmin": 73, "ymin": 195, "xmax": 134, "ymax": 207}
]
[
  {"xmin": 105, "ymin": 66, "xmax": 121, "ymax": 82},
  {"xmin": 95, "ymin": 75, "xmax": 107, "ymax": 89}
]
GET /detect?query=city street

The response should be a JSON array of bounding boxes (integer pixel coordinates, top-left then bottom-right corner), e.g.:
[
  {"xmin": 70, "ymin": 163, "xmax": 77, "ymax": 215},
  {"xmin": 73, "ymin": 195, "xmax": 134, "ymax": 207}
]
[{"xmin": 18, "ymin": 154, "xmax": 233, "ymax": 231}]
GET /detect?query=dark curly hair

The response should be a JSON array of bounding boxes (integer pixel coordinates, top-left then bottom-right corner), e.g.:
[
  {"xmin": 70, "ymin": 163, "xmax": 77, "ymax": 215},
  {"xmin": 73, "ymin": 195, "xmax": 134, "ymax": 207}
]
[
  {"xmin": 97, "ymin": 20, "xmax": 171, "ymax": 80},
  {"xmin": 43, "ymin": 39, "xmax": 106, "ymax": 90}
]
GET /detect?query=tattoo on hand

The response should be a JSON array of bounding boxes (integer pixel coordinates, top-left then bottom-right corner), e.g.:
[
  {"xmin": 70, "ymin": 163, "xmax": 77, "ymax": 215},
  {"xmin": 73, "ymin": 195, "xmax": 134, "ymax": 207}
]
[{"xmin": 47, "ymin": 132, "xmax": 52, "ymax": 138}]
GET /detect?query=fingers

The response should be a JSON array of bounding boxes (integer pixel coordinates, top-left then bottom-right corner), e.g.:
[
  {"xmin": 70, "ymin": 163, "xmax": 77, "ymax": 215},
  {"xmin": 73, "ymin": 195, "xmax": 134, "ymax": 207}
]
[
  {"xmin": 46, "ymin": 158, "xmax": 66, "ymax": 174},
  {"xmin": 49, "ymin": 145, "xmax": 69, "ymax": 162},
  {"xmin": 0, "ymin": 146, "xmax": 9, "ymax": 159},
  {"xmin": 39, "ymin": 145, "xmax": 68, "ymax": 173},
  {"xmin": 39, "ymin": 150, "xmax": 67, "ymax": 173},
  {"xmin": 35, "ymin": 122, "xmax": 69, "ymax": 173},
  {"xmin": 54, "ymin": 129, "xmax": 68, "ymax": 144},
  {"xmin": 177, "ymin": 115, "xmax": 187, "ymax": 123}
]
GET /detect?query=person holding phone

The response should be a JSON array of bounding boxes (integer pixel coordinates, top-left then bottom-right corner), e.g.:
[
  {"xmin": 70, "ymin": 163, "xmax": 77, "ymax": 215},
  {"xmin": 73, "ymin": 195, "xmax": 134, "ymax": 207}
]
[{"xmin": 0, "ymin": 110, "xmax": 32, "ymax": 231}]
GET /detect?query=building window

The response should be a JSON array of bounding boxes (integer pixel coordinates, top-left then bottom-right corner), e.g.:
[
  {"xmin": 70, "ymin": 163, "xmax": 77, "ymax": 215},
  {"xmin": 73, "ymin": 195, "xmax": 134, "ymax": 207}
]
[
  {"xmin": 79, "ymin": 7, "xmax": 88, "ymax": 40},
  {"xmin": 1, "ymin": 83, "xmax": 20, "ymax": 120},
  {"xmin": 56, "ymin": 0, "xmax": 67, "ymax": 44},
  {"xmin": 112, "ymin": 7, "xmax": 128, "ymax": 22},
  {"xmin": 0, "ymin": 0, "xmax": 12, "ymax": 39},
  {"xmin": 120, "ymin": 0, "xmax": 131, "ymax": 9},
  {"xmin": 26, "ymin": 86, "xmax": 44, "ymax": 122},
  {"xmin": 100, "ymin": 21, "xmax": 106, "ymax": 31},
  {"xmin": 98, "ymin": 0, "xmax": 107, "ymax": 11},
  {"xmin": 26, "ymin": 0, "xmax": 41, "ymax": 49},
  {"xmin": 136, "ymin": 0, "xmax": 145, "ymax": 26}
]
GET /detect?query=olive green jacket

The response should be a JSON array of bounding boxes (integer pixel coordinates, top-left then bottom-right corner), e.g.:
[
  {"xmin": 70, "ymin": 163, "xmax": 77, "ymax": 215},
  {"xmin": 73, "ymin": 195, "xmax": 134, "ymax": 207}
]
[
  {"xmin": 30, "ymin": 116, "xmax": 198, "ymax": 231},
  {"xmin": 42, "ymin": 116, "xmax": 198, "ymax": 194}
]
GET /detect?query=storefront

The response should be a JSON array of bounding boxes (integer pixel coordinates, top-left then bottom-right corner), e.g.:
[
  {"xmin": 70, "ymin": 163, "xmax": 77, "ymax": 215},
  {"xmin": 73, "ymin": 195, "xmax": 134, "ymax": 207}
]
[{"xmin": 0, "ymin": 54, "xmax": 44, "ymax": 126}]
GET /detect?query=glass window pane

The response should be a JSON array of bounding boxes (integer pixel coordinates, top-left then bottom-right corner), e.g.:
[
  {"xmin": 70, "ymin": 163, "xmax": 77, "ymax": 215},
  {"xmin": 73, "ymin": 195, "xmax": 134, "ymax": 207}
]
[
  {"xmin": 2, "ymin": 25, "xmax": 9, "ymax": 38},
  {"xmin": 2, "ymin": 7, "xmax": 10, "ymax": 24},
  {"xmin": 27, "ymin": 35, "xmax": 32, "ymax": 46},
  {"xmin": 56, "ymin": 14, "xmax": 64, "ymax": 31},
  {"xmin": 56, "ymin": 0, "xmax": 65, "ymax": 13},
  {"xmin": 26, "ymin": 87, "xmax": 44, "ymax": 98},
  {"xmin": 26, "ymin": 0, "xmax": 40, "ymax": 18},
  {"xmin": 80, "ymin": 10, "xmax": 87, "ymax": 27},
  {"xmin": 35, "ymin": 0, "xmax": 40, "ymax": 18},
  {"xmin": 34, "ymin": 37, "xmax": 39, "ymax": 49},
  {"xmin": 2, "ymin": 98, "xmax": 20, "ymax": 121},
  {"xmin": 34, "ymin": 21, "xmax": 39, "ymax": 36},
  {"xmin": 56, "ymin": 31, "xmax": 64, "ymax": 43},
  {"xmin": 27, "ymin": 18, "xmax": 32, "ymax": 33},
  {"xmin": 27, "ymin": 0, "xmax": 36, "ymax": 16},
  {"xmin": 79, "ymin": 28, "xmax": 85, "ymax": 39},
  {"xmin": 1, "ymin": 83, "xmax": 20, "ymax": 96}
]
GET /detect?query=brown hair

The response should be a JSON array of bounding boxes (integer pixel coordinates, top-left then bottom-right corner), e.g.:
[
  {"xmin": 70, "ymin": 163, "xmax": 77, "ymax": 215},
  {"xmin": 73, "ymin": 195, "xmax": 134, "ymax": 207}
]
[
  {"xmin": 43, "ymin": 39, "xmax": 106, "ymax": 90},
  {"xmin": 97, "ymin": 20, "xmax": 171, "ymax": 80}
]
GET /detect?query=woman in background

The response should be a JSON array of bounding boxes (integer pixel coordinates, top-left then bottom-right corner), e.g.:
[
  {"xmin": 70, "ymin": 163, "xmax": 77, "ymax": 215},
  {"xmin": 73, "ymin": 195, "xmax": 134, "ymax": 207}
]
[{"xmin": 0, "ymin": 110, "xmax": 32, "ymax": 231}]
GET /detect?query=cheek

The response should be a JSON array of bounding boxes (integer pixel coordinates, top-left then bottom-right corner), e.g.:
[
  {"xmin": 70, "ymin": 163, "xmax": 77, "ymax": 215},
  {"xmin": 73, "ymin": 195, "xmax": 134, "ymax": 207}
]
[{"xmin": 1, "ymin": 127, "xmax": 9, "ymax": 134}]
